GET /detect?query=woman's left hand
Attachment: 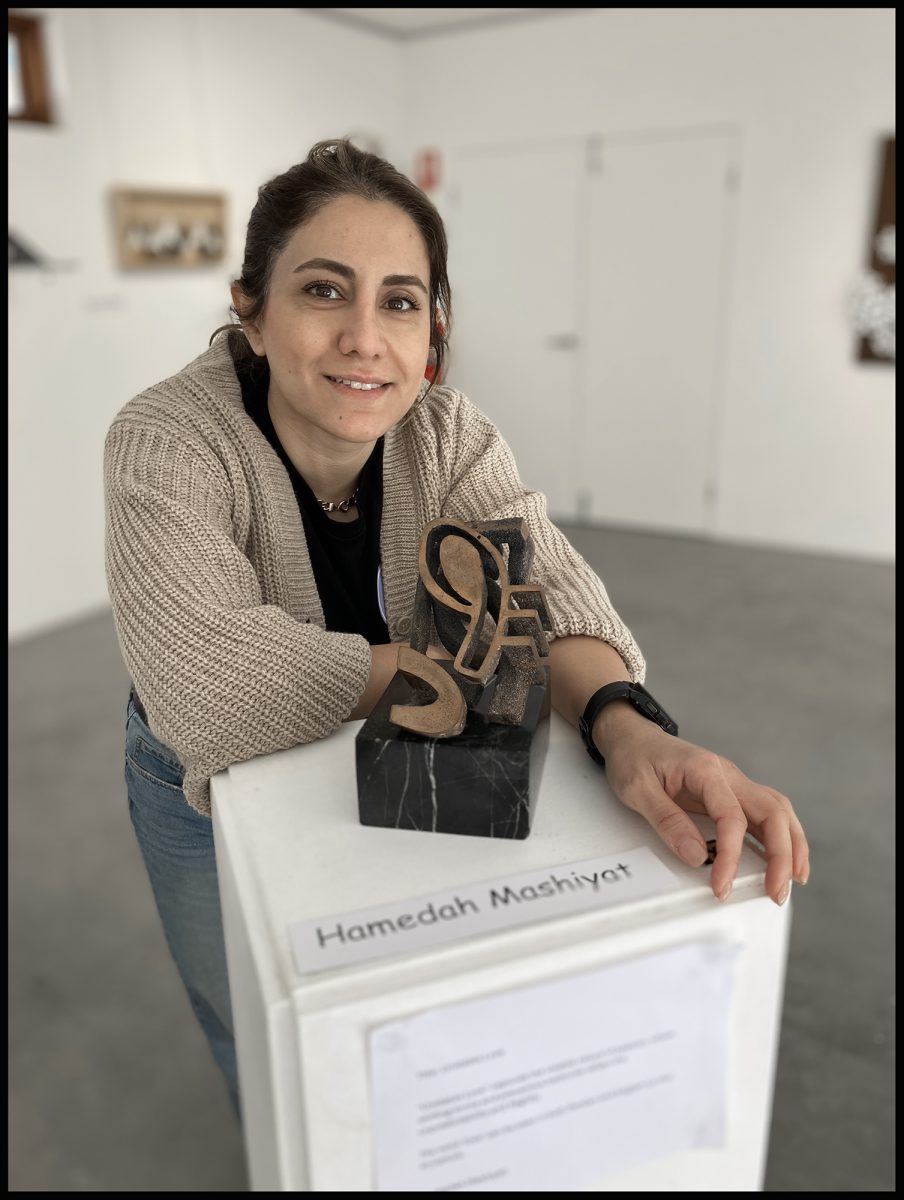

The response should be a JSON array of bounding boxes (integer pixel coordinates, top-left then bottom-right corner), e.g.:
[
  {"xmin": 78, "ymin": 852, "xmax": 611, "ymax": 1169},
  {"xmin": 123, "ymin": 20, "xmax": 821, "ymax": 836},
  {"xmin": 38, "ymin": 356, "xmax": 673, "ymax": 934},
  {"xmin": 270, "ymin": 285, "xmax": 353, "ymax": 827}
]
[{"xmin": 601, "ymin": 719, "xmax": 810, "ymax": 905}]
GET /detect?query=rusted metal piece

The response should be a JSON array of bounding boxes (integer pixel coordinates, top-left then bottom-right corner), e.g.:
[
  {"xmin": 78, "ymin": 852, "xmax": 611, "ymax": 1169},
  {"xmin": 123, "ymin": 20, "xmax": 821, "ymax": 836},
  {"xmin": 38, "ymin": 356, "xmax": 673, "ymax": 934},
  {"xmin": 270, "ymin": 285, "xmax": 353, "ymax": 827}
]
[
  {"xmin": 389, "ymin": 517, "xmax": 552, "ymax": 736},
  {"xmin": 389, "ymin": 646, "xmax": 467, "ymax": 737}
]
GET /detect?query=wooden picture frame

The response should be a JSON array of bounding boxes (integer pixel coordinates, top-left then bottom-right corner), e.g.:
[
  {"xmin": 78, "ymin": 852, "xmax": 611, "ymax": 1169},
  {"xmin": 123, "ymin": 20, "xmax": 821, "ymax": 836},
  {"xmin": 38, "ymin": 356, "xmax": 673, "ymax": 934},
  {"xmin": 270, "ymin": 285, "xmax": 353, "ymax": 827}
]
[
  {"xmin": 9, "ymin": 13, "xmax": 54, "ymax": 125},
  {"xmin": 110, "ymin": 187, "xmax": 227, "ymax": 270}
]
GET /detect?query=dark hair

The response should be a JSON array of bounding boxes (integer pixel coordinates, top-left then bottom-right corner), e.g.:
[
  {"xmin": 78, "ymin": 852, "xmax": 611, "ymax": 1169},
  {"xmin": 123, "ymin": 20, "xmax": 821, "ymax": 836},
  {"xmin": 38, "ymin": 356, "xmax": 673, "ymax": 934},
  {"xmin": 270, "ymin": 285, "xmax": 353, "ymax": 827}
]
[{"xmin": 211, "ymin": 138, "xmax": 451, "ymax": 394}]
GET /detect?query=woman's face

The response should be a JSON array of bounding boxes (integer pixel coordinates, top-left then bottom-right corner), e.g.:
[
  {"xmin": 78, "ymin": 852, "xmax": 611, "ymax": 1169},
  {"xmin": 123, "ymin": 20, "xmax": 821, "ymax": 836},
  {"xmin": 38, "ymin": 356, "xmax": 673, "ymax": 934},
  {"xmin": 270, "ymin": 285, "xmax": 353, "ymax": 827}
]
[{"xmin": 237, "ymin": 194, "xmax": 432, "ymax": 449}]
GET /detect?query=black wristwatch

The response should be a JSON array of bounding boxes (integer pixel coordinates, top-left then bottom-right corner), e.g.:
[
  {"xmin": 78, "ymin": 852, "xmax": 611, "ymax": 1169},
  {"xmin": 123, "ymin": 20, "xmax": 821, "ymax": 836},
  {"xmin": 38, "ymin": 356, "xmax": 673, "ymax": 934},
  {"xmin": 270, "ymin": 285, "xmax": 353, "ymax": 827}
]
[{"xmin": 579, "ymin": 682, "xmax": 678, "ymax": 767}]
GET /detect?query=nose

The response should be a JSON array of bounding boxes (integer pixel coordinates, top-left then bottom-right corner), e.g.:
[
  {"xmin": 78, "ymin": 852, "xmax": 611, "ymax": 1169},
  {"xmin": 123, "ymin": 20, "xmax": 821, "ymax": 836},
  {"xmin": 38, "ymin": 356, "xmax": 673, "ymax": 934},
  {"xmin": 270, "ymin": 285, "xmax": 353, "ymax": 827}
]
[{"xmin": 337, "ymin": 299, "xmax": 387, "ymax": 359}]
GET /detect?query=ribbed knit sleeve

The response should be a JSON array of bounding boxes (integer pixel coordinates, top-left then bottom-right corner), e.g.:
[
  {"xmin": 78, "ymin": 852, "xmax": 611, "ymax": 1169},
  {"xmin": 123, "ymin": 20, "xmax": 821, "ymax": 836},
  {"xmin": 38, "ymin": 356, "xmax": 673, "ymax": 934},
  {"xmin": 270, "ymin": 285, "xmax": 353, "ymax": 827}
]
[
  {"xmin": 406, "ymin": 389, "xmax": 646, "ymax": 683},
  {"xmin": 104, "ymin": 405, "xmax": 371, "ymax": 816}
]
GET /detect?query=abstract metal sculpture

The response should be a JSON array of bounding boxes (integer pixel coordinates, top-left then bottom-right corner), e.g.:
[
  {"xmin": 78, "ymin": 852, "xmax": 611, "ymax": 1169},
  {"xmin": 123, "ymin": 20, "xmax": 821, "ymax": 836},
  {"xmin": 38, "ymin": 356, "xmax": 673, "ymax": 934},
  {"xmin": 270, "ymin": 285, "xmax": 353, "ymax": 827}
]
[{"xmin": 356, "ymin": 517, "xmax": 553, "ymax": 839}]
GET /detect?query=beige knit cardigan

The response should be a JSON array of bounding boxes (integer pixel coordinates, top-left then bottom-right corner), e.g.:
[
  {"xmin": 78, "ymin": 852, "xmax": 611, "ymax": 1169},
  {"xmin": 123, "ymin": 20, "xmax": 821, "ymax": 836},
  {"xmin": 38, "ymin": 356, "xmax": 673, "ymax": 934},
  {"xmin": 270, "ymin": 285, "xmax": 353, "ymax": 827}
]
[{"xmin": 104, "ymin": 333, "xmax": 645, "ymax": 815}]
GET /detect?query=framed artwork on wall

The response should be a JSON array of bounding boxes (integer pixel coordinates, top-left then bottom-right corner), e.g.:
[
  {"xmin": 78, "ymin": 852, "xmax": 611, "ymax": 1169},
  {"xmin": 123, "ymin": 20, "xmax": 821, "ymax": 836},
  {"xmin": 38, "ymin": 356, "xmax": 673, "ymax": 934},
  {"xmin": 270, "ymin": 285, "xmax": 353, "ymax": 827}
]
[
  {"xmin": 110, "ymin": 187, "xmax": 226, "ymax": 269},
  {"xmin": 849, "ymin": 136, "xmax": 895, "ymax": 364},
  {"xmin": 9, "ymin": 13, "xmax": 54, "ymax": 124}
]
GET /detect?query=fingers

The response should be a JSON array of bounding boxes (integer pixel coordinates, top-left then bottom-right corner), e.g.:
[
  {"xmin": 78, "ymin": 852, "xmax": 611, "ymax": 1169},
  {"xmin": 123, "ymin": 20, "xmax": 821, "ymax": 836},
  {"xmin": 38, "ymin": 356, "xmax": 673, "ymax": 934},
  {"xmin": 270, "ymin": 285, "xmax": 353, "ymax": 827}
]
[
  {"xmin": 624, "ymin": 754, "xmax": 806, "ymax": 906},
  {"xmin": 627, "ymin": 769, "xmax": 737, "ymax": 899},
  {"xmin": 770, "ymin": 787, "xmax": 810, "ymax": 884},
  {"xmin": 676, "ymin": 760, "xmax": 807, "ymax": 905},
  {"xmin": 742, "ymin": 785, "xmax": 810, "ymax": 889},
  {"xmin": 692, "ymin": 762, "xmax": 748, "ymax": 900}
]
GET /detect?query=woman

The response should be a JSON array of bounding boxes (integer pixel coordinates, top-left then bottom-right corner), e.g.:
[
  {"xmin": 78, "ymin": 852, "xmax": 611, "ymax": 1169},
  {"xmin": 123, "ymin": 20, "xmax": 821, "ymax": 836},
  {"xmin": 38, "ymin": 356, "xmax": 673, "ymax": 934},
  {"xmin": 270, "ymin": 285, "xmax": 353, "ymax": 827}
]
[{"xmin": 104, "ymin": 138, "xmax": 809, "ymax": 1118}]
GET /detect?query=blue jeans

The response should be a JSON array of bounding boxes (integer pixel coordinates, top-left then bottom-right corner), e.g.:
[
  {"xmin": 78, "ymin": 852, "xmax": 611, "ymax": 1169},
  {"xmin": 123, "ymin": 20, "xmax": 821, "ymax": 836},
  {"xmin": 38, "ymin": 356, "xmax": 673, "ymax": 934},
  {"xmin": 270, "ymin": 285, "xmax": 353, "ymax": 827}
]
[{"xmin": 125, "ymin": 691, "xmax": 240, "ymax": 1119}]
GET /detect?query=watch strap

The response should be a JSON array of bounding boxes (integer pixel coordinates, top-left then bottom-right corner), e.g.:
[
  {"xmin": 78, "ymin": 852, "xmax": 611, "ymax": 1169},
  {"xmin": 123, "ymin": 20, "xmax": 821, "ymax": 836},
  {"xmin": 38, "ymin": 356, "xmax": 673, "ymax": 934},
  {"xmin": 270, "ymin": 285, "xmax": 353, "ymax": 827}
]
[{"xmin": 579, "ymin": 682, "xmax": 678, "ymax": 767}]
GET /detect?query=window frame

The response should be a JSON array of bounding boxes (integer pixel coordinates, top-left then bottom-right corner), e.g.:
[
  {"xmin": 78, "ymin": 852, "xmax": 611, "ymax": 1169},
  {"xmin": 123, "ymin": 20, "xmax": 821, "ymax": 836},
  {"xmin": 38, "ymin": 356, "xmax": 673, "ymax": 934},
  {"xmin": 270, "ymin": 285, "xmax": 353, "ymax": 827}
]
[{"xmin": 9, "ymin": 13, "xmax": 54, "ymax": 125}]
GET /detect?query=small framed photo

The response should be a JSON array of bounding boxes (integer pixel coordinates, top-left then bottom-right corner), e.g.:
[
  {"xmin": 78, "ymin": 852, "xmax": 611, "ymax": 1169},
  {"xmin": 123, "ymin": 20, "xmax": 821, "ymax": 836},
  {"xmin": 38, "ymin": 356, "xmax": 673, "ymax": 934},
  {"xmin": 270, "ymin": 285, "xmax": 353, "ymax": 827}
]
[{"xmin": 110, "ymin": 187, "xmax": 227, "ymax": 269}]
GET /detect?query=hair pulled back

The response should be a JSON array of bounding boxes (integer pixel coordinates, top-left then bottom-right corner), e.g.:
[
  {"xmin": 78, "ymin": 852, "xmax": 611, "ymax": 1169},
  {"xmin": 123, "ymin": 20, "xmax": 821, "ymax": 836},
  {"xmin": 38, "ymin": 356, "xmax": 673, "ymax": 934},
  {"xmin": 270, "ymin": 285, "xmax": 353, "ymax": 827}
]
[{"xmin": 212, "ymin": 138, "xmax": 451, "ymax": 393}]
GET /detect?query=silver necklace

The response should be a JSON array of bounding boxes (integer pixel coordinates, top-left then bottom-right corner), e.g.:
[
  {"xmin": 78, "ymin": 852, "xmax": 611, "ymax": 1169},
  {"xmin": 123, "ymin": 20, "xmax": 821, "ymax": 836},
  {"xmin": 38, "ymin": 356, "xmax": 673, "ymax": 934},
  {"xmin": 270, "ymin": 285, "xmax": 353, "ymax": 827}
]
[{"xmin": 319, "ymin": 489, "xmax": 359, "ymax": 513}]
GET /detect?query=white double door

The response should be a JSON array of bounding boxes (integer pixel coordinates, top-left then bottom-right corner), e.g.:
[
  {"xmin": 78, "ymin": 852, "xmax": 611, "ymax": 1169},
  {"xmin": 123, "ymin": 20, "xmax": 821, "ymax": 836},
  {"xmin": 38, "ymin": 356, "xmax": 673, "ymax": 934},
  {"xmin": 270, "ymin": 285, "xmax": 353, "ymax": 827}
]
[{"xmin": 442, "ymin": 131, "xmax": 739, "ymax": 534}]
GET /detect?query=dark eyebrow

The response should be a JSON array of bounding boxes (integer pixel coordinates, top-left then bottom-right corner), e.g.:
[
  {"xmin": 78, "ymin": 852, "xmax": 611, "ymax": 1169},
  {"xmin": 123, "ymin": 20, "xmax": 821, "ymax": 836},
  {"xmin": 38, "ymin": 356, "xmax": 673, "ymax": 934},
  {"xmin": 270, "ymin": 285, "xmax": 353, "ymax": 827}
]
[
  {"xmin": 293, "ymin": 257, "xmax": 428, "ymax": 294},
  {"xmin": 383, "ymin": 273, "xmax": 428, "ymax": 295},
  {"xmin": 293, "ymin": 257, "xmax": 354, "ymax": 278}
]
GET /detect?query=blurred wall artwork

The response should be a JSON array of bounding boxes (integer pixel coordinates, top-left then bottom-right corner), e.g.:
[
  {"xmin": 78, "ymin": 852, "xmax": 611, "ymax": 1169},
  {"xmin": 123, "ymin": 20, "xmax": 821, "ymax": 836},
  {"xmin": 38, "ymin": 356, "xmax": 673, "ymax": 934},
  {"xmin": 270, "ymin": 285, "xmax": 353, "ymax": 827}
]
[
  {"xmin": 414, "ymin": 147, "xmax": 442, "ymax": 193},
  {"xmin": 846, "ymin": 136, "xmax": 895, "ymax": 364},
  {"xmin": 110, "ymin": 188, "xmax": 226, "ymax": 269},
  {"xmin": 8, "ymin": 12, "xmax": 53, "ymax": 124},
  {"xmin": 8, "ymin": 230, "xmax": 43, "ymax": 267}
]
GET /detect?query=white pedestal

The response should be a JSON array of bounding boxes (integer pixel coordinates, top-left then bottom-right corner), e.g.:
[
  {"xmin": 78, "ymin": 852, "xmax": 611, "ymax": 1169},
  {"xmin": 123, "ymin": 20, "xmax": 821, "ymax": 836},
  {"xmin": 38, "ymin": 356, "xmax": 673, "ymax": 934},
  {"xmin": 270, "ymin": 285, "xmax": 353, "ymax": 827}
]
[{"xmin": 211, "ymin": 712, "xmax": 791, "ymax": 1192}]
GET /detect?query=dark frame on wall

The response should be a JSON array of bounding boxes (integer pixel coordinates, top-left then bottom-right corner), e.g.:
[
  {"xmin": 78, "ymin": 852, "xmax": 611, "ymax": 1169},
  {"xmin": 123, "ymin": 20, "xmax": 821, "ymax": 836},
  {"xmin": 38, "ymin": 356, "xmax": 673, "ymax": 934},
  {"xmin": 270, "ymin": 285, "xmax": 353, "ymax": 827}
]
[
  {"xmin": 857, "ymin": 136, "xmax": 895, "ymax": 364},
  {"xmin": 9, "ymin": 13, "xmax": 54, "ymax": 125}
]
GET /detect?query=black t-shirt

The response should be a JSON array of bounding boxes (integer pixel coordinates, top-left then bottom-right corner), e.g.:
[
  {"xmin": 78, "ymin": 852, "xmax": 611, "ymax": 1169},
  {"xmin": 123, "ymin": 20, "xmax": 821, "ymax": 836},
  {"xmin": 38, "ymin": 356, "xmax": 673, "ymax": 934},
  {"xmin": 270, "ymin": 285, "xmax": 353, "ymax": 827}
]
[{"xmin": 238, "ymin": 358, "xmax": 390, "ymax": 645}]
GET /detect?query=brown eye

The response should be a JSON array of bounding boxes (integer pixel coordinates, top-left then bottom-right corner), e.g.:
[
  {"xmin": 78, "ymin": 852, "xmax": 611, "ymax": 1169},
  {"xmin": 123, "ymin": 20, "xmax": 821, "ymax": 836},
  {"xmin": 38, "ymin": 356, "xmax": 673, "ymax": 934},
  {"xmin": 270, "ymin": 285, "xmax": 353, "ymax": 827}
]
[
  {"xmin": 386, "ymin": 294, "xmax": 420, "ymax": 312},
  {"xmin": 305, "ymin": 282, "xmax": 341, "ymax": 300}
]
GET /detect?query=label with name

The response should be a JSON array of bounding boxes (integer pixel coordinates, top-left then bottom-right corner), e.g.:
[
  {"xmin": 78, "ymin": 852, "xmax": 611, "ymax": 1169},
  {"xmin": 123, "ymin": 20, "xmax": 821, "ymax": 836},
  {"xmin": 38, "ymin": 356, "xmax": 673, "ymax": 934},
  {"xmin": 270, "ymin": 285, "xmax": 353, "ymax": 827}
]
[{"xmin": 289, "ymin": 848, "xmax": 681, "ymax": 975}]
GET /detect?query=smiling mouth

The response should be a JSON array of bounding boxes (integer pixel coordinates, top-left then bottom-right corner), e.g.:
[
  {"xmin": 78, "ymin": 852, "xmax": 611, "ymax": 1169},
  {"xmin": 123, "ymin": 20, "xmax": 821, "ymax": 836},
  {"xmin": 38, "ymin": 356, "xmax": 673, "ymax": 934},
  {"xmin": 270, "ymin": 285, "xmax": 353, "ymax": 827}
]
[{"xmin": 325, "ymin": 375, "xmax": 389, "ymax": 392}]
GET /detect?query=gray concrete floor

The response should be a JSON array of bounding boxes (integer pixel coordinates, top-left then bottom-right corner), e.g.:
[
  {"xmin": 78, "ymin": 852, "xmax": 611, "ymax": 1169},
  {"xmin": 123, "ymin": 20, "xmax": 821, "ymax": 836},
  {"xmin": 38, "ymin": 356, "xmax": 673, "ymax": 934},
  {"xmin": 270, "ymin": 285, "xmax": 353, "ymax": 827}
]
[{"xmin": 8, "ymin": 524, "xmax": 895, "ymax": 1191}]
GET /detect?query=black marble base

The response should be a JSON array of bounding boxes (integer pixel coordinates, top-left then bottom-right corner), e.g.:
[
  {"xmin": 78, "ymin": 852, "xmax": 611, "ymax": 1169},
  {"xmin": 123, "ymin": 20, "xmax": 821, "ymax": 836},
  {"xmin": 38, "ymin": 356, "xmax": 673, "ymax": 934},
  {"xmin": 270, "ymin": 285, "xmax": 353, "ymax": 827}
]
[{"xmin": 356, "ymin": 665, "xmax": 549, "ymax": 839}]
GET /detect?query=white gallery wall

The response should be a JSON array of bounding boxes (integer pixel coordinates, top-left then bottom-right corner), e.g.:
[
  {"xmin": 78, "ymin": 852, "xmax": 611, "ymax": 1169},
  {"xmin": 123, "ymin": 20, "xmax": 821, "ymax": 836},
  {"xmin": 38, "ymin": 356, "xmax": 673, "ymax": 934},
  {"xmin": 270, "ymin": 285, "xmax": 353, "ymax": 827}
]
[
  {"xmin": 9, "ymin": 7, "xmax": 405, "ymax": 643},
  {"xmin": 402, "ymin": 8, "xmax": 895, "ymax": 563},
  {"xmin": 8, "ymin": 8, "xmax": 895, "ymax": 643}
]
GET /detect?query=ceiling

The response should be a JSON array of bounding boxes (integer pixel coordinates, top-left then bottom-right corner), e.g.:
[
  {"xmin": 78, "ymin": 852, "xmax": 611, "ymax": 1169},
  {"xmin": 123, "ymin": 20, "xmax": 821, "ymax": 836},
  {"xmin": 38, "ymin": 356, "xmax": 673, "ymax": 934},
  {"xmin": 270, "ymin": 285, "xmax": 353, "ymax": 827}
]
[{"xmin": 306, "ymin": 8, "xmax": 583, "ymax": 40}]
